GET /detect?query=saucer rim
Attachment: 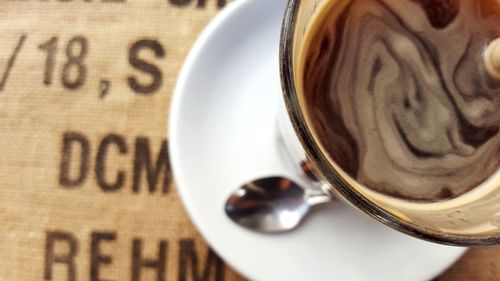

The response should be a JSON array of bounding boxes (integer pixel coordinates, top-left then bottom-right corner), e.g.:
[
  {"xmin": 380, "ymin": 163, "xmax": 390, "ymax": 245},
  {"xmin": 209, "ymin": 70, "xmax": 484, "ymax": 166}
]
[{"xmin": 169, "ymin": 0, "xmax": 256, "ymax": 278}]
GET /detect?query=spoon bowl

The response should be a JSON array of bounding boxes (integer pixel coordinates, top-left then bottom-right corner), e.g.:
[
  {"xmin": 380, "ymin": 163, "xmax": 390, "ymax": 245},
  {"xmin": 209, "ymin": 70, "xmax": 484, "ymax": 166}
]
[{"xmin": 225, "ymin": 176, "xmax": 331, "ymax": 233}]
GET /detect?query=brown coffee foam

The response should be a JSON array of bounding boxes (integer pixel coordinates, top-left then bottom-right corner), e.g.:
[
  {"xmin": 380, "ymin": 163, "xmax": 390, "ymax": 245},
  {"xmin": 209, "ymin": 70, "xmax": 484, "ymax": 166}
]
[
  {"xmin": 301, "ymin": 0, "xmax": 500, "ymax": 201},
  {"xmin": 0, "ymin": 0, "xmax": 496, "ymax": 280}
]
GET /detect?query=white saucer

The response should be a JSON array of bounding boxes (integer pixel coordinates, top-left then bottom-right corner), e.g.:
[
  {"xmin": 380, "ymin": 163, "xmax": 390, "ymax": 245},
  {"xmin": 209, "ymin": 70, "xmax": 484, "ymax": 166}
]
[{"xmin": 169, "ymin": 0, "xmax": 466, "ymax": 280}]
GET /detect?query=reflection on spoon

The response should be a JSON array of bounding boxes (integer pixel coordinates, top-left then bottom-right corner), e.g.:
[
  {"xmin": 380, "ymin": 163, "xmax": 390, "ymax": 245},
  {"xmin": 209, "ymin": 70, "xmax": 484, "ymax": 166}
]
[{"xmin": 225, "ymin": 177, "xmax": 333, "ymax": 233}]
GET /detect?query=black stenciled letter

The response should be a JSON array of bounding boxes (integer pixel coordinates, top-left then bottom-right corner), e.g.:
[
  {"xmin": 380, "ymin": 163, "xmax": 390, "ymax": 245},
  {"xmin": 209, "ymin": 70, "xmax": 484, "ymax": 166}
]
[
  {"xmin": 169, "ymin": 0, "xmax": 227, "ymax": 8},
  {"xmin": 128, "ymin": 39, "xmax": 165, "ymax": 95},
  {"xmin": 60, "ymin": 132, "xmax": 90, "ymax": 188},
  {"xmin": 169, "ymin": 0, "xmax": 191, "ymax": 6},
  {"xmin": 131, "ymin": 239, "xmax": 168, "ymax": 281},
  {"xmin": 197, "ymin": 0, "xmax": 226, "ymax": 8},
  {"xmin": 178, "ymin": 240, "xmax": 224, "ymax": 281},
  {"xmin": 95, "ymin": 134, "xmax": 128, "ymax": 192},
  {"xmin": 90, "ymin": 232, "xmax": 117, "ymax": 281},
  {"xmin": 44, "ymin": 231, "xmax": 79, "ymax": 281},
  {"xmin": 132, "ymin": 138, "xmax": 170, "ymax": 194}
]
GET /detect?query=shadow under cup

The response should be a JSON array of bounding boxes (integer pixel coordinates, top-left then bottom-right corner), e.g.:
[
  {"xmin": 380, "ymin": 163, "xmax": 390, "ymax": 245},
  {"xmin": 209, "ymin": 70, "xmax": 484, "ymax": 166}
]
[{"xmin": 279, "ymin": 0, "xmax": 500, "ymax": 246}]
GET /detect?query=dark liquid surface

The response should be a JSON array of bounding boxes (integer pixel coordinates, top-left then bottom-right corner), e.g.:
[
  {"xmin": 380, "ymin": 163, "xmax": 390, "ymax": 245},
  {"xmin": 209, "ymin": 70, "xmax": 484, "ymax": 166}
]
[{"xmin": 302, "ymin": 0, "xmax": 500, "ymax": 201}]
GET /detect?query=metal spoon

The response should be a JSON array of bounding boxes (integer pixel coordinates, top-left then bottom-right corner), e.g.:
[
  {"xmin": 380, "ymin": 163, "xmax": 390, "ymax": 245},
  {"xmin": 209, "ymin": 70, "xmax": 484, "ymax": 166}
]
[{"xmin": 224, "ymin": 176, "xmax": 334, "ymax": 233}]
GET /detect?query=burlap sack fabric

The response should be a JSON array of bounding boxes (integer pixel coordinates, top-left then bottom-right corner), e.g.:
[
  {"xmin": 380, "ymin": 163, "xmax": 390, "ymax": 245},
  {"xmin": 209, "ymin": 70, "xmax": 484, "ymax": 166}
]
[{"xmin": 0, "ymin": 0, "xmax": 498, "ymax": 280}]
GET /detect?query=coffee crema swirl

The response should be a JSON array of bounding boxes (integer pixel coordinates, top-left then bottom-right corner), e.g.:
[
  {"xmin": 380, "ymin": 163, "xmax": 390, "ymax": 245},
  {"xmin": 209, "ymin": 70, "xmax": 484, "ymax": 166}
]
[{"xmin": 302, "ymin": 0, "xmax": 500, "ymax": 201}]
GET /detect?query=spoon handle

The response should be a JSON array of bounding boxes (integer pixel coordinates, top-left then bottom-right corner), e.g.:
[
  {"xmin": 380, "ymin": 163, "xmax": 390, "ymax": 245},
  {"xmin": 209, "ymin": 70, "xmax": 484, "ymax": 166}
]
[{"xmin": 306, "ymin": 193, "xmax": 335, "ymax": 208}]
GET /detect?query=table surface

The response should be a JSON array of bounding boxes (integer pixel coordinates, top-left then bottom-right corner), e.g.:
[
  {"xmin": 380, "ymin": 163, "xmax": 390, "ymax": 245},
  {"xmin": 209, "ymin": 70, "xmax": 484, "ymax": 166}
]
[{"xmin": 0, "ymin": 1, "xmax": 498, "ymax": 280}]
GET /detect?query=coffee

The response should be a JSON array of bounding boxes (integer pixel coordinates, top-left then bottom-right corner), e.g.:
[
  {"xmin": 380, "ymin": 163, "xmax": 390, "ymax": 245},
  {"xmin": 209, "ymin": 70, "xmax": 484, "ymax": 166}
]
[{"xmin": 300, "ymin": 0, "xmax": 500, "ymax": 201}]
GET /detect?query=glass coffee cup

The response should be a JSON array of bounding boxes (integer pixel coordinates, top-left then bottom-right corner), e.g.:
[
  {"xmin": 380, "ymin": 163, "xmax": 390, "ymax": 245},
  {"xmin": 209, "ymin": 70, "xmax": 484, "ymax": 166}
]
[{"xmin": 279, "ymin": 0, "xmax": 500, "ymax": 245}]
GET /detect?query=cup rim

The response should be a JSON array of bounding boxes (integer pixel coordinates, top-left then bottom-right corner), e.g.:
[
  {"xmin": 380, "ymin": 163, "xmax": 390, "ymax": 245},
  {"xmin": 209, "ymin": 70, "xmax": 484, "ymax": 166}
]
[{"xmin": 279, "ymin": 0, "xmax": 500, "ymax": 246}]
